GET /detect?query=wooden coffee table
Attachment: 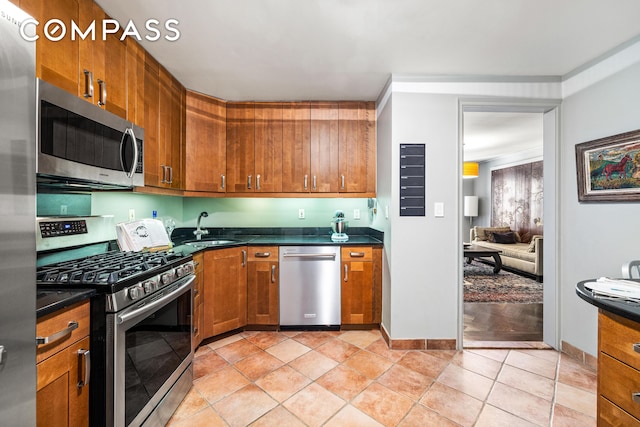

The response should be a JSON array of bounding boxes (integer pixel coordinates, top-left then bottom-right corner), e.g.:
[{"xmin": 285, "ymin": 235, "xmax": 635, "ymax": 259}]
[{"xmin": 464, "ymin": 244, "xmax": 502, "ymax": 273}]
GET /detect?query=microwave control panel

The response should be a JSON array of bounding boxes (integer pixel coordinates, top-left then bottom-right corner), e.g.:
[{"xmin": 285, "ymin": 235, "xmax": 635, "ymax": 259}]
[{"xmin": 39, "ymin": 220, "xmax": 88, "ymax": 238}]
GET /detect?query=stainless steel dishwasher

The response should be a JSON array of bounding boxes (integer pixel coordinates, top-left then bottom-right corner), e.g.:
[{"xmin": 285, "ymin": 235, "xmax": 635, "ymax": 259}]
[{"xmin": 279, "ymin": 246, "xmax": 341, "ymax": 328}]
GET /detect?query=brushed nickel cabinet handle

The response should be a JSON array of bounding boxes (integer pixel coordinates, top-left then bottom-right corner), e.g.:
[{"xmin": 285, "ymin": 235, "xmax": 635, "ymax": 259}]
[
  {"xmin": 350, "ymin": 252, "xmax": 365, "ymax": 258},
  {"xmin": 247, "ymin": 175, "xmax": 252, "ymax": 189},
  {"xmin": 36, "ymin": 321, "xmax": 79, "ymax": 345},
  {"xmin": 633, "ymin": 343, "xmax": 640, "ymax": 353},
  {"xmin": 271, "ymin": 264, "xmax": 276, "ymax": 283},
  {"xmin": 242, "ymin": 250, "xmax": 247, "ymax": 267},
  {"xmin": 304, "ymin": 175, "xmax": 308, "ymax": 189},
  {"xmin": 160, "ymin": 165, "xmax": 167, "ymax": 183},
  {"xmin": 77, "ymin": 349, "xmax": 90, "ymax": 388},
  {"xmin": 221, "ymin": 174, "xmax": 225, "ymax": 190},
  {"xmin": 255, "ymin": 252, "xmax": 271, "ymax": 258},
  {"xmin": 167, "ymin": 166, "xmax": 173, "ymax": 184},
  {"xmin": 97, "ymin": 79, "xmax": 106, "ymax": 106},
  {"xmin": 256, "ymin": 174, "xmax": 261, "ymax": 190},
  {"xmin": 344, "ymin": 264, "xmax": 348, "ymax": 282},
  {"xmin": 341, "ymin": 175, "xmax": 345, "ymax": 189},
  {"xmin": 313, "ymin": 175, "xmax": 317, "ymax": 190},
  {"xmin": 633, "ymin": 392, "xmax": 640, "ymax": 404},
  {"xmin": 83, "ymin": 70, "xmax": 93, "ymax": 98}
]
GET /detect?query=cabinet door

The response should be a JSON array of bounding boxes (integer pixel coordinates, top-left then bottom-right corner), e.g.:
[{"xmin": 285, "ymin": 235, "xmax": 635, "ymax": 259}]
[
  {"xmin": 192, "ymin": 253, "xmax": 204, "ymax": 350},
  {"xmin": 310, "ymin": 102, "xmax": 339, "ymax": 192},
  {"xmin": 226, "ymin": 103, "xmax": 255, "ymax": 192},
  {"xmin": 143, "ymin": 54, "xmax": 162, "ymax": 187},
  {"xmin": 254, "ymin": 103, "xmax": 283, "ymax": 192},
  {"xmin": 21, "ymin": 0, "xmax": 80, "ymax": 95},
  {"xmin": 126, "ymin": 40, "xmax": 146, "ymax": 127},
  {"xmin": 169, "ymin": 76, "xmax": 185, "ymax": 189},
  {"xmin": 37, "ymin": 336, "xmax": 90, "ymax": 427},
  {"xmin": 103, "ymin": 22, "xmax": 128, "ymax": 119},
  {"xmin": 282, "ymin": 102, "xmax": 311, "ymax": 192},
  {"xmin": 339, "ymin": 102, "xmax": 369, "ymax": 193},
  {"xmin": 203, "ymin": 247, "xmax": 248, "ymax": 337},
  {"xmin": 158, "ymin": 66, "xmax": 173, "ymax": 186},
  {"xmin": 247, "ymin": 247, "xmax": 279, "ymax": 325},
  {"xmin": 341, "ymin": 247, "xmax": 374, "ymax": 325},
  {"xmin": 185, "ymin": 91, "xmax": 227, "ymax": 192}
]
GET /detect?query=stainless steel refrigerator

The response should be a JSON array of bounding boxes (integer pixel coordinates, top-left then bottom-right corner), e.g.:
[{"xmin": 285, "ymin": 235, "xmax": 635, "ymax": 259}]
[{"xmin": 0, "ymin": 0, "xmax": 36, "ymax": 424}]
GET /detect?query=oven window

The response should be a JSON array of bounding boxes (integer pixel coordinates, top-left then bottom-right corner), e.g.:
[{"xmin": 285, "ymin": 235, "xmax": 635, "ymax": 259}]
[{"xmin": 124, "ymin": 290, "xmax": 191, "ymax": 425}]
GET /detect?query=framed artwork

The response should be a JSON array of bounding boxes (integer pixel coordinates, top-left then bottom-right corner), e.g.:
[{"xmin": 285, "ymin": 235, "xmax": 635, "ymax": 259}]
[{"xmin": 575, "ymin": 129, "xmax": 640, "ymax": 202}]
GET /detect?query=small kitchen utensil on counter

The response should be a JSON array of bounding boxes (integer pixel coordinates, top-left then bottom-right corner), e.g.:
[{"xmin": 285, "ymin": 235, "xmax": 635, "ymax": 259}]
[{"xmin": 331, "ymin": 210, "xmax": 349, "ymax": 242}]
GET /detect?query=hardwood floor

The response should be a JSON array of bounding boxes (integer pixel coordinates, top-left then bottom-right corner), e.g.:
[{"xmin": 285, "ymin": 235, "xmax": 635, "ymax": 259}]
[{"xmin": 464, "ymin": 302, "xmax": 543, "ymax": 345}]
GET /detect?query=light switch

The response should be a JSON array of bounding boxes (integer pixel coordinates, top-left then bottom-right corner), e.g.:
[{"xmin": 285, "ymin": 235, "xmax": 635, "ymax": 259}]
[
  {"xmin": 434, "ymin": 202, "xmax": 444, "ymax": 217},
  {"xmin": 353, "ymin": 209, "xmax": 360, "ymax": 220}
]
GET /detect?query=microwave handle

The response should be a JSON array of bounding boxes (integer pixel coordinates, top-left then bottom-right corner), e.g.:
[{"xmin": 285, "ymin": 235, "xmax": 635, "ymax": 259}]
[{"xmin": 120, "ymin": 127, "xmax": 139, "ymax": 178}]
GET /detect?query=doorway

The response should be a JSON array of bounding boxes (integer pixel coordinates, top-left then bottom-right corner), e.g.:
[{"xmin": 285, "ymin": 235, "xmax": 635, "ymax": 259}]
[{"xmin": 459, "ymin": 102, "xmax": 559, "ymax": 349}]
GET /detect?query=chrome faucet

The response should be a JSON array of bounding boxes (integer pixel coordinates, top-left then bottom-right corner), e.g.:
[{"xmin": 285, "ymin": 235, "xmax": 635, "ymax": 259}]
[{"xmin": 194, "ymin": 211, "xmax": 209, "ymax": 240}]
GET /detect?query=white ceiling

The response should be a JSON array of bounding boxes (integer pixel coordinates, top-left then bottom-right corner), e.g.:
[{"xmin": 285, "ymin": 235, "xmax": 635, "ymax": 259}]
[
  {"xmin": 97, "ymin": 0, "xmax": 640, "ymax": 102},
  {"xmin": 96, "ymin": 0, "xmax": 639, "ymax": 160},
  {"xmin": 463, "ymin": 112, "xmax": 543, "ymax": 162}
]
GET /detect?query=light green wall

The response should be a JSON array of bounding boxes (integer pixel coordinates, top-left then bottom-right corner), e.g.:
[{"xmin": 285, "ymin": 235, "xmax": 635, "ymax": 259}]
[
  {"xmin": 182, "ymin": 197, "xmax": 375, "ymax": 229},
  {"xmin": 91, "ymin": 192, "xmax": 184, "ymax": 225},
  {"xmin": 37, "ymin": 193, "xmax": 91, "ymax": 216}
]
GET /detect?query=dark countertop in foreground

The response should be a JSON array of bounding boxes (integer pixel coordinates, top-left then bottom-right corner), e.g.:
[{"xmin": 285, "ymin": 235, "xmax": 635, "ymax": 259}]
[
  {"xmin": 37, "ymin": 289, "xmax": 95, "ymax": 318},
  {"xmin": 576, "ymin": 279, "xmax": 640, "ymax": 323}
]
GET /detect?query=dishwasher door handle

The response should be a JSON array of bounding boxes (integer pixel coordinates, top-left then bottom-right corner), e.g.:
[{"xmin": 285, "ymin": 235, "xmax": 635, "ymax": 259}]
[{"xmin": 283, "ymin": 253, "xmax": 336, "ymax": 260}]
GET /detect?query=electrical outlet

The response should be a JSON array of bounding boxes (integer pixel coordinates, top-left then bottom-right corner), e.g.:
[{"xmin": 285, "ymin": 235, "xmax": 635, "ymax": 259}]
[
  {"xmin": 128, "ymin": 209, "xmax": 135, "ymax": 221},
  {"xmin": 353, "ymin": 209, "xmax": 360, "ymax": 220},
  {"xmin": 60, "ymin": 205, "xmax": 67, "ymax": 215},
  {"xmin": 298, "ymin": 208, "xmax": 305, "ymax": 219}
]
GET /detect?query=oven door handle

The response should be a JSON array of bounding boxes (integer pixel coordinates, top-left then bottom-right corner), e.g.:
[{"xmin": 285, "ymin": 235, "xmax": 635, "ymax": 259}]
[{"xmin": 117, "ymin": 275, "xmax": 195, "ymax": 325}]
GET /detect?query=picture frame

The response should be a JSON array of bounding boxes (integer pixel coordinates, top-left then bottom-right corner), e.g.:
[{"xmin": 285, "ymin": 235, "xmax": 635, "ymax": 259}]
[{"xmin": 575, "ymin": 129, "xmax": 640, "ymax": 202}]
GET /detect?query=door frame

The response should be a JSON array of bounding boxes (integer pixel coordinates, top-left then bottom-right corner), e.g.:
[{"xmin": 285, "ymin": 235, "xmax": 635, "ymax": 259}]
[{"xmin": 457, "ymin": 98, "xmax": 561, "ymax": 349}]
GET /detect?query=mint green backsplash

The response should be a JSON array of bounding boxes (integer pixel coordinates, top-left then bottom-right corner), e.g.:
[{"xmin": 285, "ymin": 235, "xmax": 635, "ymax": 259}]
[
  {"xmin": 91, "ymin": 192, "xmax": 184, "ymax": 225},
  {"xmin": 182, "ymin": 198, "xmax": 373, "ymax": 228},
  {"xmin": 37, "ymin": 193, "xmax": 92, "ymax": 216}
]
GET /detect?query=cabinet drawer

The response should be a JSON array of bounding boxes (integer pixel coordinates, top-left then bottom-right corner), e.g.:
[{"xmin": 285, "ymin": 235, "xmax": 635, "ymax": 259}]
[
  {"xmin": 37, "ymin": 301, "xmax": 90, "ymax": 364},
  {"xmin": 600, "ymin": 352, "xmax": 640, "ymax": 420},
  {"xmin": 248, "ymin": 246, "xmax": 278, "ymax": 261},
  {"xmin": 599, "ymin": 395, "xmax": 640, "ymax": 426},
  {"xmin": 342, "ymin": 247, "xmax": 372, "ymax": 261},
  {"xmin": 600, "ymin": 311, "xmax": 640, "ymax": 371}
]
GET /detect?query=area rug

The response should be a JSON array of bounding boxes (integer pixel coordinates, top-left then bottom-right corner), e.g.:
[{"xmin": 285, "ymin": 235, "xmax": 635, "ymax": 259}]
[{"xmin": 464, "ymin": 262, "xmax": 543, "ymax": 303}]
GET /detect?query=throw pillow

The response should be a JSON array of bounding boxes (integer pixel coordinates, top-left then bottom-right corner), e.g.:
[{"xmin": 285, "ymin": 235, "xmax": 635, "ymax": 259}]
[
  {"xmin": 474, "ymin": 226, "xmax": 511, "ymax": 241},
  {"xmin": 491, "ymin": 231, "xmax": 517, "ymax": 244}
]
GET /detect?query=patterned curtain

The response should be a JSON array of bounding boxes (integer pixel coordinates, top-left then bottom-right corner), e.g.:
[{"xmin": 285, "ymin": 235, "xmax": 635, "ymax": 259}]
[{"xmin": 491, "ymin": 161, "xmax": 543, "ymax": 242}]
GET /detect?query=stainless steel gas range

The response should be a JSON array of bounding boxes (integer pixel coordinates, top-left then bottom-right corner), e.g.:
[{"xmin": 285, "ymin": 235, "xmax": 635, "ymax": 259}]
[{"xmin": 36, "ymin": 216, "xmax": 195, "ymax": 427}]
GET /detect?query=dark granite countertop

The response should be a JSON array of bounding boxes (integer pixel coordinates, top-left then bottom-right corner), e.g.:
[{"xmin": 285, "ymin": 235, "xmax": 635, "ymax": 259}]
[
  {"xmin": 576, "ymin": 279, "xmax": 640, "ymax": 323},
  {"xmin": 37, "ymin": 289, "xmax": 95, "ymax": 318},
  {"xmin": 169, "ymin": 227, "xmax": 383, "ymax": 256}
]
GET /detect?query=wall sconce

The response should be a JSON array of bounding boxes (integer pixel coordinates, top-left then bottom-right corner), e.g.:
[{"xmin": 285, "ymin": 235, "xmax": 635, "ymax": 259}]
[
  {"xmin": 464, "ymin": 196, "xmax": 479, "ymax": 227},
  {"xmin": 463, "ymin": 162, "xmax": 479, "ymax": 179}
]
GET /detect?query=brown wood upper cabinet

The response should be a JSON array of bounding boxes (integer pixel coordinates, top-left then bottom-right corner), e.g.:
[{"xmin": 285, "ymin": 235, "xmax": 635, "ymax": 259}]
[
  {"xmin": 144, "ymin": 57, "xmax": 185, "ymax": 190},
  {"xmin": 125, "ymin": 39, "xmax": 145, "ymax": 128},
  {"xmin": 185, "ymin": 91, "xmax": 227, "ymax": 192},
  {"xmin": 254, "ymin": 103, "xmax": 283, "ymax": 192},
  {"xmin": 282, "ymin": 102, "xmax": 311, "ymax": 192},
  {"xmin": 310, "ymin": 101, "xmax": 340, "ymax": 192},
  {"xmin": 339, "ymin": 101, "xmax": 376, "ymax": 193},
  {"xmin": 226, "ymin": 102, "xmax": 256, "ymax": 192}
]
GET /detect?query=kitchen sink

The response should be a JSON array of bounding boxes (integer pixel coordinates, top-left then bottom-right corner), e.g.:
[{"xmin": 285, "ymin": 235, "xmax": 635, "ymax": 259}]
[{"xmin": 184, "ymin": 239, "xmax": 241, "ymax": 248}]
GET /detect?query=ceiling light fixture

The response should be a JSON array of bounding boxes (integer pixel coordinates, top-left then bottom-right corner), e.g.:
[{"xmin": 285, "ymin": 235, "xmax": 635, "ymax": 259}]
[{"xmin": 463, "ymin": 162, "xmax": 479, "ymax": 179}]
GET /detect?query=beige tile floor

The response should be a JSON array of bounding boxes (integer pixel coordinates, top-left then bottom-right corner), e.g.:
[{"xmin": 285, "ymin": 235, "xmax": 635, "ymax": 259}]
[{"xmin": 168, "ymin": 329, "xmax": 597, "ymax": 426}]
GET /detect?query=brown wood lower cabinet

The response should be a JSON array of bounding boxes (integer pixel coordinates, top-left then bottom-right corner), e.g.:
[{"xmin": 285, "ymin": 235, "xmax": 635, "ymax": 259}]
[
  {"xmin": 341, "ymin": 246, "xmax": 382, "ymax": 325},
  {"xmin": 192, "ymin": 252, "xmax": 204, "ymax": 351},
  {"xmin": 247, "ymin": 246, "xmax": 279, "ymax": 325},
  {"xmin": 36, "ymin": 301, "xmax": 90, "ymax": 427},
  {"xmin": 598, "ymin": 310, "xmax": 640, "ymax": 425},
  {"xmin": 203, "ymin": 246, "xmax": 248, "ymax": 337}
]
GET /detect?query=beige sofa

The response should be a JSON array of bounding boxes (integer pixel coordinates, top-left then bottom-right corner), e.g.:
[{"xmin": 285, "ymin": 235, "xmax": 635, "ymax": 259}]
[{"xmin": 469, "ymin": 226, "xmax": 543, "ymax": 281}]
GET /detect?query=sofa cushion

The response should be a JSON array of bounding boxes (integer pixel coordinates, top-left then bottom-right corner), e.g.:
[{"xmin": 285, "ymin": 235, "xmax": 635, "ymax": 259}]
[
  {"xmin": 473, "ymin": 241, "xmax": 537, "ymax": 263},
  {"xmin": 490, "ymin": 231, "xmax": 517, "ymax": 244},
  {"xmin": 474, "ymin": 226, "xmax": 511, "ymax": 241}
]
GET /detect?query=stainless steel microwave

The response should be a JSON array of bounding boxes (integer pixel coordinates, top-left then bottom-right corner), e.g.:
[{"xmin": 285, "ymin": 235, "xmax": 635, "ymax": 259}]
[{"xmin": 36, "ymin": 79, "xmax": 144, "ymax": 190}]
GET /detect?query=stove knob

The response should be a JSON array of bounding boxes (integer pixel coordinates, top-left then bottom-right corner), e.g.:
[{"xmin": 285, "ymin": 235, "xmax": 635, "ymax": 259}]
[
  {"xmin": 175, "ymin": 266, "xmax": 185, "ymax": 278},
  {"xmin": 143, "ymin": 281, "xmax": 154, "ymax": 294},
  {"xmin": 129, "ymin": 286, "xmax": 140, "ymax": 300},
  {"xmin": 161, "ymin": 272, "xmax": 172, "ymax": 285}
]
